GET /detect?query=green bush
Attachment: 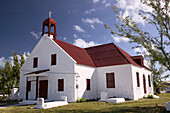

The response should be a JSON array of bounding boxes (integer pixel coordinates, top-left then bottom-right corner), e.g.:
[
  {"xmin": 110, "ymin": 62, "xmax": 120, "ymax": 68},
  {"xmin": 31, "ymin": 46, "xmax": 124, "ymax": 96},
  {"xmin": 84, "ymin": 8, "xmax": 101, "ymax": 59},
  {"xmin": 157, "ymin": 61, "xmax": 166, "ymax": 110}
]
[
  {"xmin": 77, "ymin": 97, "xmax": 85, "ymax": 102},
  {"xmin": 80, "ymin": 97, "xmax": 85, "ymax": 102},
  {"xmin": 147, "ymin": 95, "xmax": 153, "ymax": 99},
  {"xmin": 2, "ymin": 96, "xmax": 7, "ymax": 100},
  {"xmin": 154, "ymin": 92, "xmax": 158, "ymax": 96}
]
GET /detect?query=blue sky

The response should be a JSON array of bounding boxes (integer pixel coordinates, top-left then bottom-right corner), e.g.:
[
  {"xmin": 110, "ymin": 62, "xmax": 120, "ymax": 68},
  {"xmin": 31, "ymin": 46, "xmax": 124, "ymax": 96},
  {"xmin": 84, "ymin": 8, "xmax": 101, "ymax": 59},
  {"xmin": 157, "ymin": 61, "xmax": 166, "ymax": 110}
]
[
  {"xmin": 0, "ymin": 0, "xmax": 147, "ymax": 59},
  {"xmin": 0, "ymin": 0, "xmax": 167, "ymax": 73}
]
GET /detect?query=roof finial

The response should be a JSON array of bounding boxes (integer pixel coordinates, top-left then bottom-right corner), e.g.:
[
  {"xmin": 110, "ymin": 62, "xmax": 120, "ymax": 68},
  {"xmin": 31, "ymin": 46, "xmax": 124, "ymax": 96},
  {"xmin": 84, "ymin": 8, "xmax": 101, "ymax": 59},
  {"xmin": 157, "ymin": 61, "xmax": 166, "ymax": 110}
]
[{"xmin": 48, "ymin": 11, "xmax": 53, "ymax": 18}]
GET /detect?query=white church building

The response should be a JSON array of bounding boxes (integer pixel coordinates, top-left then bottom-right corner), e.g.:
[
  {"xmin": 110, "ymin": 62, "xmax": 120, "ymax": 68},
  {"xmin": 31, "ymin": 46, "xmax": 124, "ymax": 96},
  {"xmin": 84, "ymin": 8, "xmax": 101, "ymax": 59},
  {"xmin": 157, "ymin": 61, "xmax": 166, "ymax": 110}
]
[{"xmin": 19, "ymin": 17, "xmax": 153, "ymax": 102}]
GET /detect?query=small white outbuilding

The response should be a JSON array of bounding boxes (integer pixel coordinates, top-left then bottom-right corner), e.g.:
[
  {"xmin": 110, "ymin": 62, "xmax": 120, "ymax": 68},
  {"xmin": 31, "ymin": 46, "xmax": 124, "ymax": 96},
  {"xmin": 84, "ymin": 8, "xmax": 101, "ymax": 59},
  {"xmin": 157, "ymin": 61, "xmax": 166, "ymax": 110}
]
[{"xmin": 19, "ymin": 17, "xmax": 153, "ymax": 102}]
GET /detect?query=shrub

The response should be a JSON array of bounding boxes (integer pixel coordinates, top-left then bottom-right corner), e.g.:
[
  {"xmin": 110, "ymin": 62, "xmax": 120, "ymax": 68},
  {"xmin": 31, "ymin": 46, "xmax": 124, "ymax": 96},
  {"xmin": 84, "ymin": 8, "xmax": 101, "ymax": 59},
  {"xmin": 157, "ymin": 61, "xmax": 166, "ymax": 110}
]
[
  {"xmin": 79, "ymin": 97, "xmax": 85, "ymax": 102},
  {"xmin": 154, "ymin": 92, "xmax": 158, "ymax": 96},
  {"xmin": 77, "ymin": 97, "xmax": 85, "ymax": 102},
  {"xmin": 2, "ymin": 96, "xmax": 7, "ymax": 100},
  {"xmin": 155, "ymin": 103, "xmax": 158, "ymax": 107},
  {"xmin": 147, "ymin": 95, "xmax": 153, "ymax": 99}
]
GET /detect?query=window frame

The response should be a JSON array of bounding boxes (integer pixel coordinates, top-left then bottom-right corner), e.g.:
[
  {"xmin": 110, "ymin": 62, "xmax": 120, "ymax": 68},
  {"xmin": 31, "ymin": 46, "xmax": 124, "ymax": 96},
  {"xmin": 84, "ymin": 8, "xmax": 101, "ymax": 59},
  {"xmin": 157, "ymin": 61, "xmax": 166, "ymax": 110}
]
[
  {"xmin": 86, "ymin": 79, "xmax": 91, "ymax": 91},
  {"xmin": 33, "ymin": 57, "xmax": 38, "ymax": 68},
  {"xmin": 148, "ymin": 75, "xmax": 151, "ymax": 87},
  {"xmin": 51, "ymin": 54, "xmax": 57, "ymax": 65},
  {"xmin": 58, "ymin": 79, "xmax": 64, "ymax": 91},
  {"xmin": 106, "ymin": 73, "xmax": 115, "ymax": 88},
  {"xmin": 27, "ymin": 81, "xmax": 31, "ymax": 92},
  {"xmin": 136, "ymin": 72, "xmax": 140, "ymax": 87}
]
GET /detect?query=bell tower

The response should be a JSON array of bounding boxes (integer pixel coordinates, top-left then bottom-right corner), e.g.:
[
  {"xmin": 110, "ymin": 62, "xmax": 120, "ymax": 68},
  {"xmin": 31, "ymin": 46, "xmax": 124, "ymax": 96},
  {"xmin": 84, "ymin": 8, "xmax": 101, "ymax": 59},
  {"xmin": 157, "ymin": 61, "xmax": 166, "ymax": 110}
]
[{"xmin": 42, "ymin": 11, "xmax": 57, "ymax": 39}]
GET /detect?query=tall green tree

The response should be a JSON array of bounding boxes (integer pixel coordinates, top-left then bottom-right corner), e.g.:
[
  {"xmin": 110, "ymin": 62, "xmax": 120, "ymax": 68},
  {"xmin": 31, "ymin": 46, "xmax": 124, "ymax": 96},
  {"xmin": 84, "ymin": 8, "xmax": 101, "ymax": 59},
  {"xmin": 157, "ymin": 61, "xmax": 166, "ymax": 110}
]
[
  {"xmin": 12, "ymin": 52, "xmax": 21, "ymax": 88},
  {"xmin": 3, "ymin": 61, "xmax": 13, "ymax": 97},
  {"xmin": 0, "ymin": 69, "xmax": 6, "ymax": 96},
  {"xmin": 105, "ymin": 0, "xmax": 170, "ymax": 71},
  {"xmin": 19, "ymin": 53, "xmax": 26, "ymax": 67},
  {"xmin": 147, "ymin": 58, "xmax": 167, "ymax": 92},
  {"xmin": 0, "ymin": 52, "xmax": 27, "ymax": 97}
]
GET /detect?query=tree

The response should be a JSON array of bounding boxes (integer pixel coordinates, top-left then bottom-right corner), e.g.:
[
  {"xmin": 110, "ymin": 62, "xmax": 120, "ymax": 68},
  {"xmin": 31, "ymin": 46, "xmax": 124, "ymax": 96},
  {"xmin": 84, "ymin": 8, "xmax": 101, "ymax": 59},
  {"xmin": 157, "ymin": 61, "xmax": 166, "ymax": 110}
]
[
  {"xmin": 0, "ymin": 52, "xmax": 27, "ymax": 97},
  {"xmin": 148, "ymin": 59, "xmax": 168, "ymax": 93},
  {"xmin": 3, "ymin": 61, "xmax": 13, "ymax": 97},
  {"xmin": 105, "ymin": 0, "xmax": 170, "ymax": 71},
  {"xmin": 0, "ymin": 69, "xmax": 6, "ymax": 96},
  {"xmin": 19, "ymin": 53, "xmax": 26, "ymax": 67},
  {"xmin": 12, "ymin": 52, "xmax": 21, "ymax": 88}
]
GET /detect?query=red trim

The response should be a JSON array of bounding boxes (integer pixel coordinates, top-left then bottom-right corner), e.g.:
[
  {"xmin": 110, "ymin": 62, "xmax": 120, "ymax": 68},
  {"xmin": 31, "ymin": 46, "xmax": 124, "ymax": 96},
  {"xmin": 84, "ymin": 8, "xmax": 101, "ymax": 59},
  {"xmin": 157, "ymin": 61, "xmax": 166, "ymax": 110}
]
[{"xmin": 42, "ymin": 18, "xmax": 57, "ymax": 39}]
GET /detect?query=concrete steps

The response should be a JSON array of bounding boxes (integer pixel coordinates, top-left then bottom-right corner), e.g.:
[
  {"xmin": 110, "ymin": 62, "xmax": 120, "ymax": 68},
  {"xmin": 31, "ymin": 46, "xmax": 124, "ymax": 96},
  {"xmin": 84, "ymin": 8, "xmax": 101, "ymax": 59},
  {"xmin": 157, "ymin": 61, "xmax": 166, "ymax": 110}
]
[{"xmin": 34, "ymin": 101, "xmax": 68, "ymax": 109}]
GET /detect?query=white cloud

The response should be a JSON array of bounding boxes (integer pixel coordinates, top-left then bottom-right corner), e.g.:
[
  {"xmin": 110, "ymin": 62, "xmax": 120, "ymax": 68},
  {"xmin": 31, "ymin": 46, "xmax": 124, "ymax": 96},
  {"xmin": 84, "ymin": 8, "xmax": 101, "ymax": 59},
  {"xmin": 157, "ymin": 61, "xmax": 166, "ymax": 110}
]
[
  {"xmin": 134, "ymin": 46, "xmax": 149, "ymax": 56},
  {"xmin": 0, "ymin": 52, "xmax": 30, "ymax": 68},
  {"xmin": 134, "ymin": 48, "xmax": 142, "ymax": 53},
  {"xmin": 81, "ymin": 34, "xmax": 91, "ymax": 38},
  {"xmin": 0, "ymin": 57, "xmax": 5, "ymax": 67},
  {"xmin": 105, "ymin": 3, "xmax": 110, "ymax": 7},
  {"xmin": 82, "ymin": 18, "xmax": 103, "ymax": 24},
  {"xmin": 111, "ymin": 35, "xmax": 129, "ymax": 43},
  {"xmin": 73, "ymin": 34, "xmax": 78, "ymax": 38},
  {"xmin": 73, "ymin": 38, "xmax": 99, "ymax": 48},
  {"xmin": 93, "ymin": 0, "xmax": 99, "ymax": 3},
  {"xmin": 84, "ymin": 9, "xmax": 96, "ymax": 14},
  {"xmin": 116, "ymin": 0, "xmax": 127, "ymax": 9},
  {"xmin": 63, "ymin": 37, "xmax": 67, "ymax": 40},
  {"xmin": 116, "ymin": 0, "xmax": 152, "ymax": 25},
  {"xmin": 133, "ymin": 46, "xmax": 150, "ymax": 67},
  {"xmin": 102, "ymin": 0, "xmax": 107, "ymax": 4},
  {"xmin": 73, "ymin": 34, "xmax": 91, "ymax": 39},
  {"xmin": 30, "ymin": 31, "xmax": 41, "ymax": 40},
  {"xmin": 144, "ymin": 59, "xmax": 150, "ymax": 68},
  {"xmin": 59, "ymin": 36, "xmax": 67, "ymax": 40},
  {"xmin": 68, "ymin": 9, "xmax": 79, "ymax": 14},
  {"xmin": 90, "ymin": 25, "xmax": 95, "ymax": 29},
  {"xmin": 73, "ymin": 25, "xmax": 85, "ymax": 33}
]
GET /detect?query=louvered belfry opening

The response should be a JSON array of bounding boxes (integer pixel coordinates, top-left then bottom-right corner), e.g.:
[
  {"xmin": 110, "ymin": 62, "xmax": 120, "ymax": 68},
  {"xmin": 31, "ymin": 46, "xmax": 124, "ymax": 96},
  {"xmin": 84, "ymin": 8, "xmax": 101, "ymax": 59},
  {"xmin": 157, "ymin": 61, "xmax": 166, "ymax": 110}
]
[{"xmin": 42, "ymin": 18, "xmax": 57, "ymax": 39}]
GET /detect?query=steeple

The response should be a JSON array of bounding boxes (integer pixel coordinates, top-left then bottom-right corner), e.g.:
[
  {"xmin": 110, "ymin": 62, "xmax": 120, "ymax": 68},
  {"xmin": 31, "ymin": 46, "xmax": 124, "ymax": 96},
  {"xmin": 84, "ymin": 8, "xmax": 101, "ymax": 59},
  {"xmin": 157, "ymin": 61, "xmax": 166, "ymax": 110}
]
[{"xmin": 42, "ymin": 11, "xmax": 57, "ymax": 39}]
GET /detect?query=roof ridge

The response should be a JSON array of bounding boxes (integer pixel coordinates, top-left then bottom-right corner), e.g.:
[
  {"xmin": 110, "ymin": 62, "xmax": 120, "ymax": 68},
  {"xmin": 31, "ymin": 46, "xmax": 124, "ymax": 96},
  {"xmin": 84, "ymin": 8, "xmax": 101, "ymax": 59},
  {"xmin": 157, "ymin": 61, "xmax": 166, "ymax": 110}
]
[
  {"xmin": 85, "ymin": 42, "xmax": 114, "ymax": 49},
  {"xmin": 54, "ymin": 39, "xmax": 85, "ymax": 50}
]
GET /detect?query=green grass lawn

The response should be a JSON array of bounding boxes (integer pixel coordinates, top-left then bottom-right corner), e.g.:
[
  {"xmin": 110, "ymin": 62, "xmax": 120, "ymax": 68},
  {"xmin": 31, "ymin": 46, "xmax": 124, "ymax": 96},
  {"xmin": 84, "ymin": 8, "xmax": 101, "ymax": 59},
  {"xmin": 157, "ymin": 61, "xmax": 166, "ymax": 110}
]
[{"xmin": 0, "ymin": 93, "xmax": 170, "ymax": 113}]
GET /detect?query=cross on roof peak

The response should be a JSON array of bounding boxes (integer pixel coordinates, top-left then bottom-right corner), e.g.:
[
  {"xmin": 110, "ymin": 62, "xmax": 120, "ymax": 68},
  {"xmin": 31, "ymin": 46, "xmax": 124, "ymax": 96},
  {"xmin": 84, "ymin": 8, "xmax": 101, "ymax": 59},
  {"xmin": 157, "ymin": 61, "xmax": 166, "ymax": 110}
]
[{"xmin": 48, "ymin": 11, "xmax": 53, "ymax": 18}]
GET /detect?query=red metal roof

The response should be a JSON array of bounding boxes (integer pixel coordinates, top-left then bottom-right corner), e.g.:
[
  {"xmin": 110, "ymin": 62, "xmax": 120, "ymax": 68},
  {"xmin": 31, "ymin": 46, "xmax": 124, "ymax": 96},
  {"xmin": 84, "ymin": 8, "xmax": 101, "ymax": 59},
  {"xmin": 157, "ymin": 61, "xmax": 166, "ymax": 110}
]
[
  {"xmin": 53, "ymin": 39, "xmax": 96, "ymax": 67},
  {"xmin": 85, "ymin": 43, "xmax": 130, "ymax": 67},
  {"xmin": 53, "ymin": 39, "xmax": 150, "ymax": 70}
]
